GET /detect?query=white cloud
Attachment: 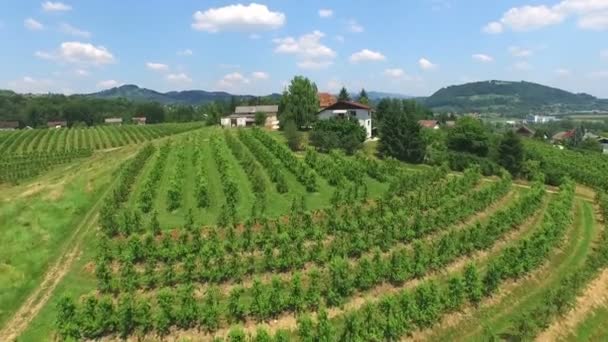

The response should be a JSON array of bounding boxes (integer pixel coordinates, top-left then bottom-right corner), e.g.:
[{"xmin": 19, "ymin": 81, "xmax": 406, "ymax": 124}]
[
  {"xmin": 75, "ymin": 69, "xmax": 89, "ymax": 76},
  {"xmin": 146, "ymin": 62, "xmax": 169, "ymax": 72},
  {"xmin": 192, "ymin": 3, "xmax": 285, "ymax": 32},
  {"xmin": 167, "ymin": 73, "xmax": 193, "ymax": 84},
  {"xmin": 8, "ymin": 76, "xmax": 54, "ymax": 93},
  {"xmin": 484, "ymin": 0, "xmax": 608, "ymax": 33},
  {"xmin": 218, "ymin": 72, "xmax": 250, "ymax": 89},
  {"xmin": 319, "ymin": 9, "xmax": 333, "ymax": 18},
  {"xmin": 509, "ymin": 46, "xmax": 533, "ymax": 57},
  {"xmin": 350, "ymin": 49, "xmax": 386, "ymax": 63},
  {"xmin": 578, "ymin": 12, "xmax": 608, "ymax": 30},
  {"xmin": 24, "ymin": 18, "xmax": 44, "ymax": 31},
  {"xmin": 274, "ymin": 30, "xmax": 336, "ymax": 69},
  {"xmin": 348, "ymin": 19, "xmax": 364, "ymax": 33},
  {"xmin": 36, "ymin": 41, "xmax": 115, "ymax": 65},
  {"xmin": 297, "ymin": 60, "xmax": 333, "ymax": 70},
  {"xmin": 513, "ymin": 61, "xmax": 533, "ymax": 70},
  {"xmin": 59, "ymin": 23, "xmax": 91, "ymax": 38},
  {"xmin": 483, "ymin": 21, "xmax": 504, "ymax": 34},
  {"xmin": 472, "ymin": 53, "xmax": 494, "ymax": 62},
  {"xmin": 555, "ymin": 68, "xmax": 571, "ymax": 75},
  {"xmin": 177, "ymin": 49, "xmax": 193, "ymax": 56},
  {"xmin": 384, "ymin": 68, "xmax": 405, "ymax": 78},
  {"xmin": 251, "ymin": 71, "xmax": 269, "ymax": 80},
  {"xmin": 42, "ymin": 1, "xmax": 72, "ymax": 12},
  {"xmin": 97, "ymin": 80, "xmax": 119, "ymax": 88},
  {"xmin": 419, "ymin": 57, "xmax": 438, "ymax": 70}
]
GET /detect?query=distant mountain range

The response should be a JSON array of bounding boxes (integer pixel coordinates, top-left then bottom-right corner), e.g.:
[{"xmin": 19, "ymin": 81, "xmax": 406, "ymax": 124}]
[{"xmin": 423, "ymin": 80, "xmax": 608, "ymax": 115}]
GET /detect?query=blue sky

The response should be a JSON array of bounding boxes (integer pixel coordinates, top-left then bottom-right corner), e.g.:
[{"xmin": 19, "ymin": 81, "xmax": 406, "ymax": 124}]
[{"xmin": 1, "ymin": 0, "xmax": 608, "ymax": 97}]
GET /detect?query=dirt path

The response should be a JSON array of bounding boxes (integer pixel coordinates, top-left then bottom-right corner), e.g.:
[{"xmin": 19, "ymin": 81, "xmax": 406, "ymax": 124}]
[
  {"xmin": 0, "ymin": 183, "xmax": 113, "ymax": 341},
  {"xmin": 536, "ymin": 268, "xmax": 608, "ymax": 342}
]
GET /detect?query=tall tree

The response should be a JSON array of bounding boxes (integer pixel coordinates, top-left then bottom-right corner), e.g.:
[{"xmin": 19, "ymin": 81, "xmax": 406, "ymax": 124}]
[
  {"xmin": 378, "ymin": 108, "xmax": 427, "ymax": 163},
  {"xmin": 279, "ymin": 76, "xmax": 319, "ymax": 129},
  {"xmin": 338, "ymin": 87, "xmax": 351, "ymax": 101},
  {"xmin": 498, "ymin": 130, "xmax": 524, "ymax": 176},
  {"xmin": 358, "ymin": 88, "xmax": 369, "ymax": 105},
  {"xmin": 447, "ymin": 117, "xmax": 490, "ymax": 157}
]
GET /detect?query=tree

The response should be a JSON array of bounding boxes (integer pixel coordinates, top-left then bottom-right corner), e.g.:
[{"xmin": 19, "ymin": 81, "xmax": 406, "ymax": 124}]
[
  {"xmin": 498, "ymin": 130, "xmax": 524, "ymax": 175},
  {"xmin": 255, "ymin": 111, "xmax": 268, "ymax": 126},
  {"xmin": 447, "ymin": 117, "xmax": 490, "ymax": 157},
  {"xmin": 580, "ymin": 138, "xmax": 603, "ymax": 153},
  {"xmin": 358, "ymin": 89, "xmax": 369, "ymax": 105},
  {"xmin": 309, "ymin": 118, "xmax": 366, "ymax": 155},
  {"xmin": 284, "ymin": 120, "xmax": 303, "ymax": 151},
  {"xmin": 134, "ymin": 102, "xmax": 165, "ymax": 124},
  {"xmin": 279, "ymin": 76, "xmax": 319, "ymax": 128},
  {"xmin": 338, "ymin": 87, "xmax": 351, "ymax": 101},
  {"xmin": 378, "ymin": 107, "xmax": 427, "ymax": 163}
]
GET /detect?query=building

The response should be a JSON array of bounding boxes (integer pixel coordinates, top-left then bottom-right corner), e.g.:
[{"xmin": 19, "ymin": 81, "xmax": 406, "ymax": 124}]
[
  {"xmin": 598, "ymin": 137, "xmax": 608, "ymax": 154},
  {"xmin": 47, "ymin": 120, "xmax": 67, "ymax": 129},
  {"xmin": 418, "ymin": 120, "xmax": 440, "ymax": 130},
  {"xmin": 514, "ymin": 125, "xmax": 535, "ymax": 138},
  {"xmin": 527, "ymin": 115, "xmax": 557, "ymax": 124},
  {"xmin": 317, "ymin": 101, "xmax": 373, "ymax": 139},
  {"xmin": 318, "ymin": 92, "xmax": 337, "ymax": 109},
  {"xmin": 0, "ymin": 121, "xmax": 19, "ymax": 131},
  {"xmin": 132, "ymin": 117, "xmax": 147, "ymax": 125},
  {"xmin": 552, "ymin": 129, "xmax": 575, "ymax": 143},
  {"xmin": 220, "ymin": 105, "xmax": 280, "ymax": 130},
  {"xmin": 105, "ymin": 117, "xmax": 123, "ymax": 125}
]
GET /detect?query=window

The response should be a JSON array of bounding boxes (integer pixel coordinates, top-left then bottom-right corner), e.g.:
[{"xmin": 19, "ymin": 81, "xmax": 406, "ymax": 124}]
[{"xmin": 348, "ymin": 110, "xmax": 357, "ymax": 119}]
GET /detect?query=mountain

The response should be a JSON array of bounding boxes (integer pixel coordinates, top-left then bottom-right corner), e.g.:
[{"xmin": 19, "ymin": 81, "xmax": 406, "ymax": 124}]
[
  {"xmin": 367, "ymin": 91, "xmax": 413, "ymax": 101},
  {"xmin": 88, "ymin": 84, "xmax": 280, "ymax": 105},
  {"xmin": 424, "ymin": 80, "xmax": 608, "ymax": 115}
]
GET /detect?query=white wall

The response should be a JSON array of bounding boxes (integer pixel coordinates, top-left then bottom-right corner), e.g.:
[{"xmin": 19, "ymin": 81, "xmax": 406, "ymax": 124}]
[{"xmin": 318, "ymin": 108, "xmax": 372, "ymax": 139}]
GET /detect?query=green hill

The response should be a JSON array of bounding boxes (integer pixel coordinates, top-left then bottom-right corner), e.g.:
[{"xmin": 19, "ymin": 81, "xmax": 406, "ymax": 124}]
[{"xmin": 424, "ymin": 80, "xmax": 608, "ymax": 116}]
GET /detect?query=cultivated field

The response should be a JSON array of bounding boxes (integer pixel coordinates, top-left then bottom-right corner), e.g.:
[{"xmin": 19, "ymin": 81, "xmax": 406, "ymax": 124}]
[{"xmin": 0, "ymin": 126, "xmax": 607, "ymax": 341}]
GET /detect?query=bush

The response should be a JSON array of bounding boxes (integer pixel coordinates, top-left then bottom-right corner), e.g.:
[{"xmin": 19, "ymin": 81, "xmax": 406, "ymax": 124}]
[
  {"xmin": 309, "ymin": 118, "xmax": 366, "ymax": 155},
  {"xmin": 283, "ymin": 120, "xmax": 302, "ymax": 151}
]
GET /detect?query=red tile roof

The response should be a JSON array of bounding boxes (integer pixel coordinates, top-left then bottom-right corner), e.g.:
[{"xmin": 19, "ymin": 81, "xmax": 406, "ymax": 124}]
[
  {"xmin": 418, "ymin": 120, "xmax": 439, "ymax": 128},
  {"xmin": 318, "ymin": 100, "xmax": 372, "ymax": 113},
  {"xmin": 318, "ymin": 92, "xmax": 337, "ymax": 108}
]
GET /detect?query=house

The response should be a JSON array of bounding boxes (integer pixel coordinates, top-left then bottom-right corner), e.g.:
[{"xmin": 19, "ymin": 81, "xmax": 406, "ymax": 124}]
[
  {"xmin": 445, "ymin": 120, "xmax": 456, "ymax": 128},
  {"xmin": 220, "ymin": 105, "xmax": 280, "ymax": 130},
  {"xmin": 105, "ymin": 117, "xmax": 123, "ymax": 125},
  {"xmin": 598, "ymin": 137, "xmax": 608, "ymax": 154},
  {"xmin": 318, "ymin": 92, "xmax": 337, "ymax": 109},
  {"xmin": 132, "ymin": 117, "xmax": 147, "ymax": 125},
  {"xmin": 317, "ymin": 101, "xmax": 373, "ymax": 139},
  {"xmin": 527, "ymin": 115, "xmax": 557, "ymax": 124},
  {"xmin": 552, "ymin": 129, "xmax": 575, "ymax": 143},
  {"xmin": 47, "ymin": 120, "xmax": 67, "ymax": 129},
  {"xmin": 0, "ymin": 121, "xmax": 19, "ymax": 131},
  {"xmin": 418, "ymin": 120, "xmax": 440, "ymax": 130},
  {"xmin": 514, "ymin": 125, "xmax": 535, "ymax": 138}
]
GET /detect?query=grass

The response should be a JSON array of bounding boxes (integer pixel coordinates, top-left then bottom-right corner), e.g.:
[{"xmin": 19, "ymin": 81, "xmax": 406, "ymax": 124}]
[
  {"xmin": 564, "ymin": 304, "xmax": 608, "ymax": 341},
  {"xmin": 0, "ymin": 147, "xmax": 135, "ymax": 330},
  {"xmin": 428, "ymin": 199, "xmax": 598, "ymax": 341}
]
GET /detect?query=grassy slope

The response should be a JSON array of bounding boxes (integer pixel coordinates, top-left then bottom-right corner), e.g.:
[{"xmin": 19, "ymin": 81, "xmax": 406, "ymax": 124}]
[
  {"xmin": 565, "ymin": 305, "xmax": 608, "ymax": 341},
  {"xmin": 0, "ymin": 147, "xmax": 136, "ymax": 329},
  {"xmin": 428, "ymin": 199, "xmax": 598, "ymax": 341}
]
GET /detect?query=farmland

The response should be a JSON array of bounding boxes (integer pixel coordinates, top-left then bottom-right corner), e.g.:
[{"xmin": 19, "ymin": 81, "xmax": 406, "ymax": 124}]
[{"xmin": 1, "ymin": 126, "xmax": 608, "ymax": 342}]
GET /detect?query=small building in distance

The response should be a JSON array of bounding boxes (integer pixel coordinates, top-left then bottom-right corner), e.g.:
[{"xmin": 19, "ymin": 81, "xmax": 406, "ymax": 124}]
[
  {"xmin": 598, "ymin": 137, "xmax": 608, "ymax": 154},
  {"xmin": 514, "ymin": 125, "xmax": 535, "ymax": 138},
  {"xmin": 47, "ymin": 120, "xmax": 68, "ymax": 129},
  {"xmin": 132, "ymin": 117, "xmax": 147, "ymax": 125},
  {"xmin": 0, "ymin": 121, "xmax": 19, "ymax": 131},
  {"xmin": 527, "ymin": 114, "xmax": 557, "ymax": 124},
  {"xmin": 418, "ymin": 120, "xmax": 440, "ymax": 130},
  {"xmin": 220, "ymin": 105, "xmax": 279, "ymax": 130},
  {"xmin": 552, "ymin": 129, "xmax": 575, "ymax": 143},
  {"xmin": 105, "ymin": 117, "xmax": 123, "ymax": 125},
  {"xmin": 317, "ymin": 101, "xmax": 373, "ymax": 139},
  {"xmin": 318, "ymin": 92, "xmax": 337, "ymax": 109}
]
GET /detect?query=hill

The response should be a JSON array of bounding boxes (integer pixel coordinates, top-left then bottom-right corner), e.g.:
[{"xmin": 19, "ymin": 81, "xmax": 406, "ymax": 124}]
[
  {"xmin": 367, "ymin": 91, "xmax": 413, "ymax": 101},
  {"xmin": 87, "ymin": 84, "xmax": 280, "ymax": 105},
  {"xmin": 424, "ymin": 80, "xmax": 608, "ymax": 115}
]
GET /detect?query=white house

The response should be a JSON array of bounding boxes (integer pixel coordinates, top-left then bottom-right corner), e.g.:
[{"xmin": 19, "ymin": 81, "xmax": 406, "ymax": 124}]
[
  {"xmin": 220, "ymin": 105, "xmax": 280, "ymax": 130},
  {"xmin": 526, "ymin": 115, "xmax": 557, "ymax": 124},
  {"xmin": 317, "ymin": 101, "xmax": 373, "ymax": 139}
]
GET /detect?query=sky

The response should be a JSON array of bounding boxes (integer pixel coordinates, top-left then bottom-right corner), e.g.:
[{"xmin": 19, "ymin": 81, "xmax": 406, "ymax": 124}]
[{"xmin": 1, "ymin": 0, "xmax": 608, "ymax": 97}]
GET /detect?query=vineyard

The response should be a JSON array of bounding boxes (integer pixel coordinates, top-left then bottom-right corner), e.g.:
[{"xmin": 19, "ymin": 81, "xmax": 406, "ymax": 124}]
[
  {"xmin": 0, "ymin": 123, "xmax": 200, "ymax": 183},
  {"xmin": 1, "ymin": 127, "xmax": 608, "ymax": 342}
]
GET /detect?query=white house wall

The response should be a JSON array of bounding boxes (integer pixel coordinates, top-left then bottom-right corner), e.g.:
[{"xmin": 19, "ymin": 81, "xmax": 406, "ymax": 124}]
[{"xmin": 318, "ymin": 108, "xmax": 372, "ymax": 139}]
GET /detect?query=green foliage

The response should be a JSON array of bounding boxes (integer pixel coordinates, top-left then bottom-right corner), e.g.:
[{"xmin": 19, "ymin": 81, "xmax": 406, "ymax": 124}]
[
  {"xmin": 378, "ymin": 108, "xmax": 427, "ymax": 163},
  {"xmin": 358, "ymin": 89, "xmax": 369, "ymax": 105},
  {"xmin": 279, "ymin": 76, "xmax": 319, "ymax": 128},
  {"xmin": 498, "ymin": 130, "xmax": 524, "ymax": 176},
  {"xmin": 283, "ymin": 120, "xmax": 302, "ymax": 151},
  {"xmin": 309, "ymin": 118, "xmax": 366, "ymax": 154},
  {"xmin": 254, "ymin": 111, "xmax": 267, "ymax": 126},
  {"xmin": 338, "ymin": 87, "xmax": 351, "ymax": 101},
  {"xmin": 447, "ymin": 117, "xmax": 490, "ymax": 157}
]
